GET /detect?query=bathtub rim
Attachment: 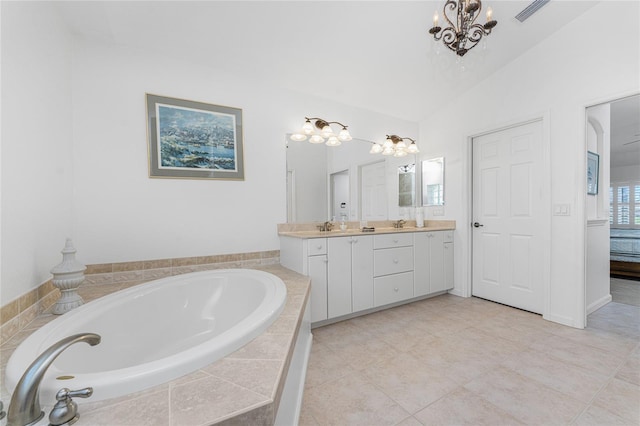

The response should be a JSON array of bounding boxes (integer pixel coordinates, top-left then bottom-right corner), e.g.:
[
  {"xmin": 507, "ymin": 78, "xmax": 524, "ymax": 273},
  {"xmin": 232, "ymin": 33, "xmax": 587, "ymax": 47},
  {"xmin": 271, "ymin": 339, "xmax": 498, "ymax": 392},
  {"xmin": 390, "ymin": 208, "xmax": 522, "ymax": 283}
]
[{"xmin": 5, "ymin": 268, "xmax": 288, "ymax": 403}]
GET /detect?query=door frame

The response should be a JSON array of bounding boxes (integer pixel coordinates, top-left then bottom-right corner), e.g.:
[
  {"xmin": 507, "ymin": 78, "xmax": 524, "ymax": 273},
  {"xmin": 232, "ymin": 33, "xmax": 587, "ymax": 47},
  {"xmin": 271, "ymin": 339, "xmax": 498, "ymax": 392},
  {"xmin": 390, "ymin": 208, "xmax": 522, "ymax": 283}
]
[
  {"xmin": 581, "ymin": 90, "xmax": 640, "ymax": 327},
  {"xmin": 465, "ymin": 113, "xmax": 552, "ymax": 319}
]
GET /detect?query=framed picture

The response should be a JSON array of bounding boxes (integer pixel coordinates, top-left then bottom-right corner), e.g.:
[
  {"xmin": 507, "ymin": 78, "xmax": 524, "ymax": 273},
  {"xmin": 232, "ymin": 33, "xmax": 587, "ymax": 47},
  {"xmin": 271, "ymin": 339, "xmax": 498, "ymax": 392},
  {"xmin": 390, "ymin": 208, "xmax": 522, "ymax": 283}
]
[
  {"xmin": 146, "ymin": 94, "xmax": 244, "ymax": 180},
  {"xmin": 587, "ymin": 151, "xmax": 599, "ymax": 195}
]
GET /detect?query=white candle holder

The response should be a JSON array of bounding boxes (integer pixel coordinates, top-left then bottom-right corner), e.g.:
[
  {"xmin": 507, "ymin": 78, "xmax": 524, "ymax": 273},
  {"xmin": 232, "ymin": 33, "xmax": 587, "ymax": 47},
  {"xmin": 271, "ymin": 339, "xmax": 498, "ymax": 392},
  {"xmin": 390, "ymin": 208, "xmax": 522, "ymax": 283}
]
[{"xmin": 50, "ymin": 239, "xmax": 86, "ymax": 315}]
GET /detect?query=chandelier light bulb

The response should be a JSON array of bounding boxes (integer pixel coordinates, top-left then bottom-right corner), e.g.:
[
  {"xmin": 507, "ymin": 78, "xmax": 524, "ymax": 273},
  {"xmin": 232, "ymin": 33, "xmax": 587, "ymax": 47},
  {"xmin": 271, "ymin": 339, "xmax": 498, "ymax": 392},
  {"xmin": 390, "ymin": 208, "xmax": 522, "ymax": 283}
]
[
  {"xmin": 383, "ymin": 138, "xmax": 394, "ymax": 149},
  {"xmin": 309, "ymin": 134, "xmax": 325, "ymax": 144},
  {"xmin": 396, "ymin": 140, "xmax": 407, "ymax": 150},
  {"xmin": 326, "ymin": 136, "xmax": 341, "ymax": 147},
  {"xmin": 338, "ymin": 127, "xmax": 352, "ymax": 142},
  {"xmin": 433, "ymin": 11, "xmax": 439, "ymax": 26},
  {"xmin": 382, "ymin": 146, "xmax": 395, "ymax": 156},
  {"xmin": 290, "ymin": 133, "xmax": 307, "ymax": 142},
  {"xmin": 302, "ymin": 120, "xmax": 314, "ymax": 135},
  {"xmin": 321, "ymin": 125, "xmax": 334, "ymax": 138},
  {"xmin": 407, "ymin": 142, "xmax": 419, "ymax": 154},
  {"xmin": 369, "ymin": 144, "xmax": 383, "ymax": 154},
  {"xmin": 486, "ymin": 6, "xmax": 493, "ymax": 21}
]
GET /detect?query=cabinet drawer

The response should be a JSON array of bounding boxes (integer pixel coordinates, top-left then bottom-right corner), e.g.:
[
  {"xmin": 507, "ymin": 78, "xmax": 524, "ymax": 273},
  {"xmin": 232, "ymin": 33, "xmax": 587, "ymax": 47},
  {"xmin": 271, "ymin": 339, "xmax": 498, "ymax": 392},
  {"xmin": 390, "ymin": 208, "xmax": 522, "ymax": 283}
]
[
  {"xmin": 308, "ymin": 238, "xmax": 327, "ymax": 256},
  {"xmin": 374, "ymin": 233, "xmax": 413, "ymax": 249},
  {"xmin": 374, "ymin": 272, "xmax": 414, "ymax": 307},
  {"xmin": 374, "ymin": 246, "xmax": 414, "ymax": 276}
]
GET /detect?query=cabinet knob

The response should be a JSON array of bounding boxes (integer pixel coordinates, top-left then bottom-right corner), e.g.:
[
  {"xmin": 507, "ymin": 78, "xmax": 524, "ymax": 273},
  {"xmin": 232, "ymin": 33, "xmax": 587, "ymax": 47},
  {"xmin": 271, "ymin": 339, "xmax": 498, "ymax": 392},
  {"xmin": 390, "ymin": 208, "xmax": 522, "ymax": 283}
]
[
  {"xmin": 393, "ymin": 259, "xmax": 399, "ymax": 264},
  {"xmin": 316, "ymin": 245, "xmax": 323, "ymax": 250},
  {"xmin": 393, "ymin": 239, "xmax": 399, "ymax": 243},
  {"xmin": 393, "ymin": 287, "xmax": 399, "ymax": 292}
]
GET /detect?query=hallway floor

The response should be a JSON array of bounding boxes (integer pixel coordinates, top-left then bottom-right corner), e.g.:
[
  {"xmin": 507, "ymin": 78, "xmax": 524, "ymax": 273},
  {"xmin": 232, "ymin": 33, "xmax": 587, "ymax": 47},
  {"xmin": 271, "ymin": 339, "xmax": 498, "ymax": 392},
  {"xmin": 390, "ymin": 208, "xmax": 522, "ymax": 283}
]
[
  {"xmin": 611, "ymin": 277, "xmax": 640, "ymax": 307},
  {"xmin": 300, "ymin": 295, "xmax": 640, "ymax": 425}
]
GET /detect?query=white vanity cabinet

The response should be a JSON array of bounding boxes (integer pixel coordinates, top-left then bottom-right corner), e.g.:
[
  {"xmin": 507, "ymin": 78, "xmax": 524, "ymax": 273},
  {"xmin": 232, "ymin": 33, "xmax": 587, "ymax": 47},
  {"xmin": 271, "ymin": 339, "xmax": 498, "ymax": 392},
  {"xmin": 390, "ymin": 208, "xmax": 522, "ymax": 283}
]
[
  {"xmin": 328, "ymin": 235, "xmax": 373, "ymax": 317},
  {"xmin": 279, "ymin": 226, "xmax": 454, "ymax": 326},
  {"xmin": 414, "ymin": 230, "xmax": 454, "ymax": 296},
  {"xmin": 373, "ymin": 233, "xmax": 414, "ymax": 307}
]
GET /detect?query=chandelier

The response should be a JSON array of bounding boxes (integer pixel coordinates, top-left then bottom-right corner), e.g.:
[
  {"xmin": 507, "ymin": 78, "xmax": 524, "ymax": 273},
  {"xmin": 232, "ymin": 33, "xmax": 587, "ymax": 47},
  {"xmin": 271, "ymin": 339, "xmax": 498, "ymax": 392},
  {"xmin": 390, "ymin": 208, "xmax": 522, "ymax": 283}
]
[
  {"xmin": 290, "ymin": 117, "xmax": 352, "ymax": 146},
  {"xmin": 370, "ymin": 135, "xmax": 419, "ymax": 157},
  {"xmin": 428, "ymin": 0, "xmax": 497, "ymax": 57}
]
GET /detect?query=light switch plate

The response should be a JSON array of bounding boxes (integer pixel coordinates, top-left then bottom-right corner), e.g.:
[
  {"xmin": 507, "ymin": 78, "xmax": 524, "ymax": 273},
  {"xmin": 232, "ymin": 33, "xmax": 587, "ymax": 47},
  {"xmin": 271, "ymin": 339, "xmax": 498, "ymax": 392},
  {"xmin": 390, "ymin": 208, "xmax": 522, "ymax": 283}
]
[{"xmin": 553, "ymin": 204, "xmax": 571, "ymax": 216}]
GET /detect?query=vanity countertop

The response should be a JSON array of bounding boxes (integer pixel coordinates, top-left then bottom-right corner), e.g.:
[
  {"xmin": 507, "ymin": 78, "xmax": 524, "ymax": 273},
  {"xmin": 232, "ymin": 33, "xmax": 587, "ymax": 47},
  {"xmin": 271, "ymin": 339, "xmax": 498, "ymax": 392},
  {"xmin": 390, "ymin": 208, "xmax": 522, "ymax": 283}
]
[{"xmin": 278, "ymin": 220, "xmax": 456, "ymax": 239}]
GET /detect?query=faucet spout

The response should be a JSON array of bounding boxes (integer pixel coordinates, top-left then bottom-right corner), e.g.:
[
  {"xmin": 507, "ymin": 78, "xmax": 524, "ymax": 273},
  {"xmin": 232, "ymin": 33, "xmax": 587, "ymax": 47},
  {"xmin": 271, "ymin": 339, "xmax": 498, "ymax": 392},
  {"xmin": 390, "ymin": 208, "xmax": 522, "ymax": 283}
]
[{"xmin": 7, "ymin": 333, "xmax": 101, "ymax": 426}]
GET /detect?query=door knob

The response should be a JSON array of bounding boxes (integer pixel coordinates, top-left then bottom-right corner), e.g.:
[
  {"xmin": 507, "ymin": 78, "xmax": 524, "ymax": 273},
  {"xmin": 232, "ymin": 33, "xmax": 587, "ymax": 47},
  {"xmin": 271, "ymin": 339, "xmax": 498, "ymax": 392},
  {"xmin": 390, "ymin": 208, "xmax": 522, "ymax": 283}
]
[{"xmin": 473, "ymin": 222, "xmax": 484, "ymax": 228}]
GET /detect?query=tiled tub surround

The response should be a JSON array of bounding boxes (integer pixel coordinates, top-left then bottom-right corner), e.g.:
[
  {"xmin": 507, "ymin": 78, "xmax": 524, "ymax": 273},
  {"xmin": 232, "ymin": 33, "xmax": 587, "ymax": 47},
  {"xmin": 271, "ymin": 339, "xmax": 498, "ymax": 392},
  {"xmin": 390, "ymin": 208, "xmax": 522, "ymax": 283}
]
[
  {"xmin": 0, "ymin": 250, "xmax": 280, "ymax": 346},
  {"xmin": 1, "ymin": 263, "xmax": 310, "ymax": 425}
]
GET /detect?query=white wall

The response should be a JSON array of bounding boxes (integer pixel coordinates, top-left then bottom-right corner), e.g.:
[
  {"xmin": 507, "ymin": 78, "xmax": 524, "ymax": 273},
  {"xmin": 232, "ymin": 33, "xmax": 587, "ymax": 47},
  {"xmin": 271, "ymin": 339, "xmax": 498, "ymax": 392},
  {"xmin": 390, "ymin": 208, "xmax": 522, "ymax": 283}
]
[
  {"xmin": 1, "ymin": 2, "xmax": 74, "ymax": 304},
  {"xmin": 611, "ymin": 164, "xmax": 640, "ymax": 183},
  {"xmin": 418, "ymin": 1, "xmax": 639, "ymax": 327},
  {"xmin": 70, "ymin": 39, "xmax": 417, "ymax": 265}
]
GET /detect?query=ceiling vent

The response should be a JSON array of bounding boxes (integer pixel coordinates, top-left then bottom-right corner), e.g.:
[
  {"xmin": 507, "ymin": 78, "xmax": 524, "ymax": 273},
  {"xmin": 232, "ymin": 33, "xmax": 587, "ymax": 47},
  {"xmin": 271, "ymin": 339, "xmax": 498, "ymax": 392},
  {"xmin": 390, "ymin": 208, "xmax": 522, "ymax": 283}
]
[{"xmin": 515, "ymin": 0, "xmax": 551, "ymax": 22}]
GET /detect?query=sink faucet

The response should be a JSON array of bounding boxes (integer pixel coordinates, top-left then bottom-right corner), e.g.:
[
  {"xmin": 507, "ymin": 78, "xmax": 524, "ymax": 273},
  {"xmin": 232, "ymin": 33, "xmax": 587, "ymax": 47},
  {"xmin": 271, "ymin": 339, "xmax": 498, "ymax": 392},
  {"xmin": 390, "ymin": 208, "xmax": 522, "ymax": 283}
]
[
  {"xmin": 393, "ymin": 220, "xmax": 406, "ymax": 229},
  {"xmin": 317, "ymin": 221, "xmax": 334, "ymax": 232},
  {"xmin": 7, "ymin": 333, "xmax": 101, "ymax": 426}
]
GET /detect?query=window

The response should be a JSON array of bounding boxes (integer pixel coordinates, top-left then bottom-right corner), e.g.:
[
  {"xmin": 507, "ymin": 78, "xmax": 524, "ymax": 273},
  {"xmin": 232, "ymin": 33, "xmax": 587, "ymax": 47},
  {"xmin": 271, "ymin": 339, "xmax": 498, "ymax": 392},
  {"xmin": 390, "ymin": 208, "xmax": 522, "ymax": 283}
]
[{"xmin": 610, "ymin": 181, "xmax": 640, "ymax": 228}]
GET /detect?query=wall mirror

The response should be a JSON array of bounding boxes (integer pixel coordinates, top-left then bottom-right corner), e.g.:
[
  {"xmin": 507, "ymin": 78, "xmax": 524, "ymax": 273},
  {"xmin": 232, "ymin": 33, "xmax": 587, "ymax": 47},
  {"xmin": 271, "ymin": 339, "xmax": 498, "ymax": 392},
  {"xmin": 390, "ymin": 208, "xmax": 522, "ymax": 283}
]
[
  {"xmin": 286, "ymin": 135, "xmax": 418, "ymax": 222},
  {"xmin": 422, "ymin": 157, "xmax": 444, "ymax": 206},
  {"xmin": 398, "ymin": 163, "xmax": 415, "ymax": 207}
]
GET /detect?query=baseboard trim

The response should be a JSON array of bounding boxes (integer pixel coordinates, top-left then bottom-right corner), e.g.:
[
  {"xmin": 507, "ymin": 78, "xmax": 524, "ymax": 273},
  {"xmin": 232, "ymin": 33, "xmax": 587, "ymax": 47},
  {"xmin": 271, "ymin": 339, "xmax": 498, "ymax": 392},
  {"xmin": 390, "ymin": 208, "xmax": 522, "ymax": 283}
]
[{"xmin": 587, "ymin": 294, "xmax": 612, "ymax": 315}]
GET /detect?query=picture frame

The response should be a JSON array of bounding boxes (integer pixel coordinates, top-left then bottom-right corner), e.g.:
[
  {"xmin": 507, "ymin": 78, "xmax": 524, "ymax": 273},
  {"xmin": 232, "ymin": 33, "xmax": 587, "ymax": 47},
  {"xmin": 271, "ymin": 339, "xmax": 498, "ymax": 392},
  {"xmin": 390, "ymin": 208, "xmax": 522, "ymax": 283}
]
[
  {"xmin": 587, "ymin": 151, "xmax": 599, "ymax": 195},
  {"xmin": 146, "ymin": 94, "xmax": 244, "ymax": 180}
]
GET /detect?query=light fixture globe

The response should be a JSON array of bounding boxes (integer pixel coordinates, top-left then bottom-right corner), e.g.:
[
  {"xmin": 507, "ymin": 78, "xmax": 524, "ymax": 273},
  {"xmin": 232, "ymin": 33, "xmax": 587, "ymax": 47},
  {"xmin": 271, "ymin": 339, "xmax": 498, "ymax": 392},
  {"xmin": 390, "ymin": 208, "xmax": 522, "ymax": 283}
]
[
  {"xmin": 370, "ymin": 144, "xmax": 383, "ymax": 154},
  {"xmin": 320, "ymin": 125, "xmax": 334, "ymax": 138},
  {"xmin": 302, "ymin": 120, "xmax": 315, "ymax": 135},
  {"xmin": 309, "ymin": 134, "xmax": 325, "ymax": 144},
  {"xmin": 326, "ymin": 136, "xmax": 341, "ymax": 146},
  {"xmin": 290, "ymin": 117, "xmax": 352, "ymax": 148},
  {"xmin": 338, "ymin": 127, "xmax": 352, "ymax": 142}
]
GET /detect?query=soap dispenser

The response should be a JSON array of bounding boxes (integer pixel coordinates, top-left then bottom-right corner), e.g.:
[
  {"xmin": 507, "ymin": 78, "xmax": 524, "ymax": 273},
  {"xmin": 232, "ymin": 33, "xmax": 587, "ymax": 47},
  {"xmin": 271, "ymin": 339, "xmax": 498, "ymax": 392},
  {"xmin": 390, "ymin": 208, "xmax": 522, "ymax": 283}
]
[{"xmin": 416, "ymin": 207, "xmax": 424, "ymax": 228}]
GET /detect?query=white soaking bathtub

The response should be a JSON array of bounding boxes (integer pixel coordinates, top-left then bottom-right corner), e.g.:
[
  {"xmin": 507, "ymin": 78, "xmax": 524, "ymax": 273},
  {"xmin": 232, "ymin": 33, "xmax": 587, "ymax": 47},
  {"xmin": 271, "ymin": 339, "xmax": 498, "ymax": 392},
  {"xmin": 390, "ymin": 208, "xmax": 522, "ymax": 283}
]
[{"xmin": 5, "ymin": 269, "xmax": 287, "ymax": 404}]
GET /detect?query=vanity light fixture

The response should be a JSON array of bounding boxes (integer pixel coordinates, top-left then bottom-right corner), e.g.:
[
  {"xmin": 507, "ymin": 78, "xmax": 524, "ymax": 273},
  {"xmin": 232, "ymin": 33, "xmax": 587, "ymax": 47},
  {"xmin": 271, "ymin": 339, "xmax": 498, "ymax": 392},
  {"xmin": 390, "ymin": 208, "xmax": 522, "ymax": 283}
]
[
  {"xmin": 290, "ymin": 117, "xmax": 352, "ymax": 146},
  {"xmin": 428, "ymin": 0, "xmax": 497, "ymax": 57},
  {"xmin": 370, "ymin": 135, "xmax": 419, "ymax": 157}
]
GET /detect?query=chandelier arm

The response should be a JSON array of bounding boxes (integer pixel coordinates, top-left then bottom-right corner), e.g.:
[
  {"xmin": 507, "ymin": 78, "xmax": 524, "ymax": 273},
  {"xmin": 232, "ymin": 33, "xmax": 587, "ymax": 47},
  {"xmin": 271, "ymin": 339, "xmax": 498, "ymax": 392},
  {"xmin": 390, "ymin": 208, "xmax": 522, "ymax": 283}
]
[
  {"xmin": 439, "ymin": 27, "xmax": 458, "ymax": 47},
  {"xmin": 442, "ymin": 0, "xmax": 457, "ymax": 30},
  {"xmin": 466, "ymin": 24, "xmax": 488, "ymax": 43}
]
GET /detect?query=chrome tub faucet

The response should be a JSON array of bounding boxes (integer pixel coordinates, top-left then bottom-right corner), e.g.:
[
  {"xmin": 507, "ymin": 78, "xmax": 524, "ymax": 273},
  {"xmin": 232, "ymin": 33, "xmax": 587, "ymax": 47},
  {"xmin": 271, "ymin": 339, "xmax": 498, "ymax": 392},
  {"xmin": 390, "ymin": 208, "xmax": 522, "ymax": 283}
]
[{"xmin": 7, "ymin": 333, "xmax": 101, "ymax": 426}]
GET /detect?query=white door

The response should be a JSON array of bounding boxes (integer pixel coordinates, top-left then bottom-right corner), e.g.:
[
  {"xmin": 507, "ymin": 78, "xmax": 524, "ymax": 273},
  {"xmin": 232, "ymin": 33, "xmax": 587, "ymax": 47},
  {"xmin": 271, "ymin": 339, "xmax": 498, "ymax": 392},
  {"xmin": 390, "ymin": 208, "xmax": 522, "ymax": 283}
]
[
  {"xmin": 472, "ymin": 120, "xmax": 545, "ymax": 314},
  {"xmin": 361, "ymin": 161, "xmax": 387, "ymax": 221}
]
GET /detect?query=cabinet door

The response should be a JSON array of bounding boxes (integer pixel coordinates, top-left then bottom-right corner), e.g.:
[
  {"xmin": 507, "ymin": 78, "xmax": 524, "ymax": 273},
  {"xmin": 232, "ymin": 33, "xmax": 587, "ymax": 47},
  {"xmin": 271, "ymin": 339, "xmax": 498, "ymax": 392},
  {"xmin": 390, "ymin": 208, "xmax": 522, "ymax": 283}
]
[
  {"xmin": 308, "ymin": 255, "xmax": 328, "ymax": 322},
  {"xmin": 413, "ymin": 233, "xmax": 431, "ymax": 296},
  {"xmin": 328, "ymin": 237, "xmax": 352, "ymax": 318},
  {"xmin": 430, "ymin": 232, "xmax": 446, "ymax": 292},
  {"xmin": 351, "ymin": 235, "xmax": 374, "ymax": 312},
  {"xmin": 443, "ymin": 242, "xmax": 454, "ymax": 290}
]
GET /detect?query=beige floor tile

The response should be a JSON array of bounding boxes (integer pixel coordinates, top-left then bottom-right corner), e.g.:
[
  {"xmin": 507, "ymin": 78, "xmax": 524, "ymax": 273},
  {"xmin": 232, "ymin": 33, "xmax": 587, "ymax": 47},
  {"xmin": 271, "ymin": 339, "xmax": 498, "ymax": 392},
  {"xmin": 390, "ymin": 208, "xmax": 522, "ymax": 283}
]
[
  {"xmin": 464, "ymin": 367, "xmax": 586, "ymax": 425},
  {"xmin": 302, "ymin": 294, "xmax": 638, "ymax": 426},
  {"xmin": 501, "ymin": 348, "xmax": 609, "ymax": 403},
  {"xmin": 530, "ymin": 334, "xmax": 626, "ymax": 375},
  {"xmin": 321, "ymin": 333, "xmax": 401, "ymax": 371},
  {"xmin": 304, "ymin": 341, "xmax": 355, "ymax": 389},
  {"xmin": 303, "ymin": 371, "xmax": 410, "ymax": 426},
  {"xmin": 616, "ymin": 353, "xmax": 640, "ymax": 386},
  {"xmin": 79, "ymin": 389, "xmax": 170, "ymax": 426},
  {"xmin": 574, "ymin": 404, "xmax": 637, "ymax": 426},
  {"xmin": 202, "ymin": 357, "xmax": 282, "ymax": 398},
  {"xmin": 394, "ymin": 415, "xmax": 424, "ymax": 426},
  {"xmin": 414, "ymin": 387, "xmax": 524, "ymax": 426},
  {"xmin": 592, "ymin": 378, "xmax": 640, "ymax": 423},
  {"xmin": 362, "ymin": 352, "xmax": 459, "ymax": 414}
]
